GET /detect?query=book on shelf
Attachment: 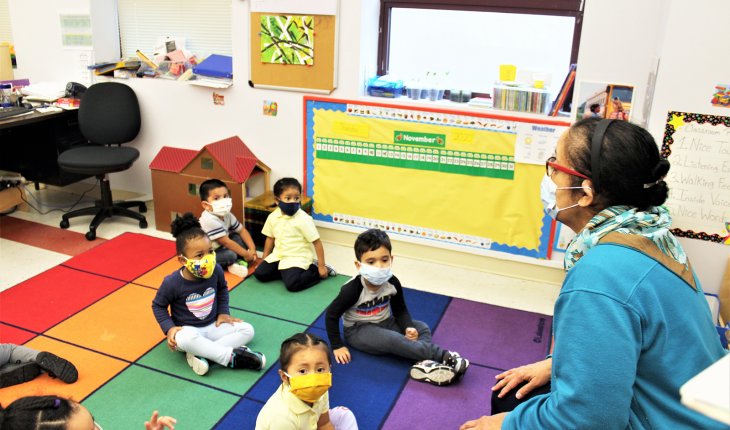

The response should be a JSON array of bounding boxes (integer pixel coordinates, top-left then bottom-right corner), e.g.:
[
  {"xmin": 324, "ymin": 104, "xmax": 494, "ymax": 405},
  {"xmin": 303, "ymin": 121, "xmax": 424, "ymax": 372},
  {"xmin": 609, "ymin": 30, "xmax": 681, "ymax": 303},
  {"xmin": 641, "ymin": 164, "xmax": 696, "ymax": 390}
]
[
  {"xmin": 550, "ymin": 64, "xmax": 576, "ymax": 116},
  {"xmin": 89, "ymin": 59, "xmax": 141, "ymax": 76}
]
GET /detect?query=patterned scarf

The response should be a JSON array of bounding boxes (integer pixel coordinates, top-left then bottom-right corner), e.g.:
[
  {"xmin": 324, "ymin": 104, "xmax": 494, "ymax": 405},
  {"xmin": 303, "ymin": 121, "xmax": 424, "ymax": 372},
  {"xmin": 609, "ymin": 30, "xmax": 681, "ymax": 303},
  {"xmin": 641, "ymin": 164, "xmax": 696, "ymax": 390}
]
[{"xmin": 564, "ymin": 205, "xmax": 687, "ymax": 271}]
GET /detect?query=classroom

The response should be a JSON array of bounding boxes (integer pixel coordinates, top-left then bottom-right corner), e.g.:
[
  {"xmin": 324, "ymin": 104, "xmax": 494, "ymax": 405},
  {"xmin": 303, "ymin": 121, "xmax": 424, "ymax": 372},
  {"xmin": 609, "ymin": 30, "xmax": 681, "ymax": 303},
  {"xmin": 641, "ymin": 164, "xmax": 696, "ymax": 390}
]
[{"xmin": 0, "ymin": 0, "xmax": 729, "ymax": 429}]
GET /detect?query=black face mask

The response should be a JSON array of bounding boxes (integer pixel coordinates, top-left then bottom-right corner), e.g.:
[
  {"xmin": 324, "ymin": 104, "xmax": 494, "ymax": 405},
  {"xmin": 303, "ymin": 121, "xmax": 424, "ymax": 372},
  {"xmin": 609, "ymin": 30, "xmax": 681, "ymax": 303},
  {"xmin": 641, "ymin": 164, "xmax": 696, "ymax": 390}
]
[{"xmin": 278, "ymin": 201, "xmax": 300, "ymax": 216}]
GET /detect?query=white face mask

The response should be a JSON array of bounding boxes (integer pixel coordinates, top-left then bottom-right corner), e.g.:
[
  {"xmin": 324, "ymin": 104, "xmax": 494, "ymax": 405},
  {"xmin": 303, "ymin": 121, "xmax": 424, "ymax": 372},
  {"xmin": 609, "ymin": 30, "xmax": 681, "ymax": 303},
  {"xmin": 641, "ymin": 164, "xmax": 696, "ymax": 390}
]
[
  {"xmin": 210, "ymin": 197, "xmax": 232, "ymax": 217},
  {"xmin": 359, "ymin": 262, "xmax": 392, "ymax": 286},
  {"xmin": 540, "ymin": 175, "xmax": 589, "ymax": 219}
]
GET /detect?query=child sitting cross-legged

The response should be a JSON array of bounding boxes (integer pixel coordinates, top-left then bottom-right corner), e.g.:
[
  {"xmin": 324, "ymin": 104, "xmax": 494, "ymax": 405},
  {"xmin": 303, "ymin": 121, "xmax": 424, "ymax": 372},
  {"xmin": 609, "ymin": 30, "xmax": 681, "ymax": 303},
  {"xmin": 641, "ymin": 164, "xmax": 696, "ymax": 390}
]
[
  {"xmin": 325, "ymin": 228, "xmax": 469, "ymax": 386},
  {"xmin": 152, "ymin": 213, "xmax": 265, "ymax": 376}
]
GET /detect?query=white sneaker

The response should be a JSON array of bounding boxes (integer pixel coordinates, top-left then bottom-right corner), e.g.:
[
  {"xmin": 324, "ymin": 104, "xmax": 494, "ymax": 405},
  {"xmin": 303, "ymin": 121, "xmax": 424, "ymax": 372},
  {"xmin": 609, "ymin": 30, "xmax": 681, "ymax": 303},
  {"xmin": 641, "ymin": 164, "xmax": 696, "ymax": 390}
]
[
  {"xmin": 186, "ymin": 352, "xmax": 209, "ymax": 376},
  {"xmin": 228, "ymin": 263, "xmax": 248, "ymax": 278}
]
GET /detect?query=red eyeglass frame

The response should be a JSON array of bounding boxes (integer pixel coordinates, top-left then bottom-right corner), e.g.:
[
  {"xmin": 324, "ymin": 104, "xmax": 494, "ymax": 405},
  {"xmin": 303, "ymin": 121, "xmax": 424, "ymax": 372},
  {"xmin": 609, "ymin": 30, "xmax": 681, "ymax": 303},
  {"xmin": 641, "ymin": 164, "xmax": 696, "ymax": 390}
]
[{"xmin": 546, "ymin": 157, "xmax": 590, "ymax": 180}]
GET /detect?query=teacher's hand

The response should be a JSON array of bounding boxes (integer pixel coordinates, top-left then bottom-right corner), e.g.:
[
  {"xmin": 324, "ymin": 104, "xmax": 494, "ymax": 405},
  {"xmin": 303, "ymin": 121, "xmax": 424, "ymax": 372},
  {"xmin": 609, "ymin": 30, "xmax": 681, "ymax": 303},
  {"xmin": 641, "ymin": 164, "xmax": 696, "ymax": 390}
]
[{"xmin": 492, "ymin": 358, "xmax": 551, "ymax": 400}]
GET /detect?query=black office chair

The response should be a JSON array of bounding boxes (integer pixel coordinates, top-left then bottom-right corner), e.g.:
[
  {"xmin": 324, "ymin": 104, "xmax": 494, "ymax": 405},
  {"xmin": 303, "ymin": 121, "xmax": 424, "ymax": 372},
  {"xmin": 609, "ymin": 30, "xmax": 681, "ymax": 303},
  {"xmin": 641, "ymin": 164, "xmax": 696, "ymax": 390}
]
[{"xmin": 58, "ymin": 82, "xmax": 147, "ymax": 240}]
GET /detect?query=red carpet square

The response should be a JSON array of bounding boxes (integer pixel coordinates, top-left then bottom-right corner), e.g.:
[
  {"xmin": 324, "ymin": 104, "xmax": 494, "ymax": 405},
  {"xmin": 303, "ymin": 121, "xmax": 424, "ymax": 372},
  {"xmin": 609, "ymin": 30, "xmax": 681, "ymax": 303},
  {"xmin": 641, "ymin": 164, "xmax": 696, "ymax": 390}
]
[
  {"xmin": 63, "ymin": 233, "xmax": 175, "ymax": 281},
  {"xmin": 0, "ymin": 216, "xmax": 106, "ymax": 256},
  {"xmin": 0, "ymin": 323, "xmax": 36, "ymax": 344},
  {"xmin": 0, "ymin": 266, "xmax": 126, "ymax": 332}
]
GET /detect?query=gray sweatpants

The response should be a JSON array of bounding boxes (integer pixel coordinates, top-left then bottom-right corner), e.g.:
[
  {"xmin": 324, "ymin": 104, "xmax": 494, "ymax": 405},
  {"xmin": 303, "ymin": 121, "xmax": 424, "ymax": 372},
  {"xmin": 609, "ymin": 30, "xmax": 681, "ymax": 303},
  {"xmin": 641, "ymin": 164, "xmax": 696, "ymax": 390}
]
[
  {"xmin": 0, "ymin": 343, "xmax": 39, "ymax": 371},
  {"xmin": 344, "ymin": 318, "xmax": 445, "ymax": 363}
]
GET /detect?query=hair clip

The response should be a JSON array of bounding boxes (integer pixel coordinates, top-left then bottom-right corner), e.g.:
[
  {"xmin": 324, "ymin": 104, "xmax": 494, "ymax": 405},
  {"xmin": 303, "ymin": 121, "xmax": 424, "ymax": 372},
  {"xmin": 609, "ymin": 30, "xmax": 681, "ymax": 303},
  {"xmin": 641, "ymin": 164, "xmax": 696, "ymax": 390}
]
[
  {"xmin": 53, "ymin": 398, "xmax": 61, "ymax": 408},
  {"xmin": 643, "ymin": 176, "xmax": 665, "ymax": 189}
]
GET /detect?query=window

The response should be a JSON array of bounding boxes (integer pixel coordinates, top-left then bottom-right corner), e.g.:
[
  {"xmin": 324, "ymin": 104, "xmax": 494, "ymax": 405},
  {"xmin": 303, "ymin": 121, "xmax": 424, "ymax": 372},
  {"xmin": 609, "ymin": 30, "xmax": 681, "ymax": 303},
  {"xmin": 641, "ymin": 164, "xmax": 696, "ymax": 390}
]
[
  {"xmin": 187, "ymin": 183, "xmax": 197, "ymax": 196},
  {"xmin": 377, "ymin": 0, "xmax": 583, "ymax": 105},
  {"xmin": 200, "ymin": 158, "xmax": 213, "ymax": 170},
  {"xmin": 117, "ymin": 0, "xmax": 231, "ymax": 59}
]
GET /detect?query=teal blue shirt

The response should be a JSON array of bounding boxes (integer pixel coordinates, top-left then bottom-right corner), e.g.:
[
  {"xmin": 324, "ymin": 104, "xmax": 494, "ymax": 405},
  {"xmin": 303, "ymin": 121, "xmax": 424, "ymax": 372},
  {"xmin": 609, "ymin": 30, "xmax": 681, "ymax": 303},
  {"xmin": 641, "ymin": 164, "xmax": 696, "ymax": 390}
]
[{"xmin": 504, "ymin": 243, "xmax": 727, "ymax": 430}]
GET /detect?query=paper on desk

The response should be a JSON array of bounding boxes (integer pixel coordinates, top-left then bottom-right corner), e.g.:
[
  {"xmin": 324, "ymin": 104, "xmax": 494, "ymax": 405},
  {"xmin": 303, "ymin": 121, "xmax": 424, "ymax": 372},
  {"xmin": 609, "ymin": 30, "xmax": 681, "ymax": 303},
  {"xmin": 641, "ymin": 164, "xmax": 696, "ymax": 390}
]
[
  {"xmin": 680, "ymin": 353, "xmax": 730, "ymax": 425},
  {"xmin": 21, "ymin": 82, "xmax": 66, "ymax": 101},
  {"xmin": 36, "ymin": 106, "xmax": 63, "ymax": 113}
]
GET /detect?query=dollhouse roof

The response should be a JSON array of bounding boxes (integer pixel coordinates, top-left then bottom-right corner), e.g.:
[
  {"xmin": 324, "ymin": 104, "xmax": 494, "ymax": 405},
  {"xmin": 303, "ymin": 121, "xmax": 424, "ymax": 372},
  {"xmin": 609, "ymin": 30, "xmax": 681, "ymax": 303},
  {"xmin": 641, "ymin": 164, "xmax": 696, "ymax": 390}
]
[
  {"xmin": 149, "ymin": 146, "xmax": 198, "ymax": 173},
  {"xmin": 149, "ymin": 136, "xmax": 269, "ymax": 183}
]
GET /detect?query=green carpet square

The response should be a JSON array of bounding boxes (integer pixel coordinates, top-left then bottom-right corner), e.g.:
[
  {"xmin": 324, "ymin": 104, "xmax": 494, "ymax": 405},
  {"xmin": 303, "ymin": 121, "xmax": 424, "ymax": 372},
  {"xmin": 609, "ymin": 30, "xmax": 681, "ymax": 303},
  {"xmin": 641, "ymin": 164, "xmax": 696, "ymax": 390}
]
[
  {"xmin": 228, "ymin": 274, "xmax": 347, "ymax": 325},
  {"xmin": 136, "ymin": 310, "xmax": 308, "ymax": 395},
  {"xmin": 82, "ymin": 365, "xmax": 238, "ymax": 430}
]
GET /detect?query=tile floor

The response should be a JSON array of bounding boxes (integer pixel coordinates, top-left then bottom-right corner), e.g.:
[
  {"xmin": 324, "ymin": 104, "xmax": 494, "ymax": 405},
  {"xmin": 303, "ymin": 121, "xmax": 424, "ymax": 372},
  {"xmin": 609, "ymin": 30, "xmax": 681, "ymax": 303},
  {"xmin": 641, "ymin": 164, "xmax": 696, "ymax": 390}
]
[{"xmin": 0, "ymin": 184, "xmax": 561, "ymax": 315}]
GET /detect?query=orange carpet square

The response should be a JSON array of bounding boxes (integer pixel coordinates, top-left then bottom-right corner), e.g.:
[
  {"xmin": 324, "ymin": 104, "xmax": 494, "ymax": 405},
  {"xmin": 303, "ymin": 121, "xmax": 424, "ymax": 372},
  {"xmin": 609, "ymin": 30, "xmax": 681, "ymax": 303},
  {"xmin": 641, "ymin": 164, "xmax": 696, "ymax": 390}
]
[
  {"xmin": 45, "ymin": 284, "xmax": 164, "ymax": 362},
  {"xmin": 0, "ymin": 266, "xmax": 126, "ymax": 332},
  {"xmin": 0, "ymin": 336, "xmax": 128, "ymax": 405},
  {"xmin": 132, "ymin": 257, "xmax": 250, "ymax": 291}
]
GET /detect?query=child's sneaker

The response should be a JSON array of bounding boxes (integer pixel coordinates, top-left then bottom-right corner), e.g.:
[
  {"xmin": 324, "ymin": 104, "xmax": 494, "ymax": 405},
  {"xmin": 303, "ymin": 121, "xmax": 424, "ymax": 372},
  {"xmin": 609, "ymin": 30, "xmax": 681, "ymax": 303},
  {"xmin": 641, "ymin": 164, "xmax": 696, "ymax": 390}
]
[
  {"xmin": 409, "ymin": 360, "xmax": 456, "ymax": 386},
  {"xmin": 229, "ymin": 346, "xmax": 266, "ymax": 370},
  {"xmin": 185, "ymin": 352, "xmax": 210, "ymax": 376},
  {"xmin": 228, "ymin": 263, "xmax": 248, "ymax": 278},
  {"xmin": 313, "ymin": 260, "xmax": 337, "ymax": 277},
  {"xmin": 442, "ymin": 350, "xmax": 469, "ymax": 380},
  {"xmin": 36, "ymin": 351, "xmax": 78, "ymax": 383},
  {"xmin": 0, "ymin": 362, "xmax": 41, "ymax": 388}
]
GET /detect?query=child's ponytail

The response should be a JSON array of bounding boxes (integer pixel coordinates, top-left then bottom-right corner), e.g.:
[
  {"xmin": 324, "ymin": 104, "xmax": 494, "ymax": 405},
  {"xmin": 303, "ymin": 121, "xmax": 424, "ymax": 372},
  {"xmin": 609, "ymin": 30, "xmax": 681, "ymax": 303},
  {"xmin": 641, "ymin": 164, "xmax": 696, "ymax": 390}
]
[{"xmin": 171, "ymin": 212, "xmax": 208, "ymax": 255}]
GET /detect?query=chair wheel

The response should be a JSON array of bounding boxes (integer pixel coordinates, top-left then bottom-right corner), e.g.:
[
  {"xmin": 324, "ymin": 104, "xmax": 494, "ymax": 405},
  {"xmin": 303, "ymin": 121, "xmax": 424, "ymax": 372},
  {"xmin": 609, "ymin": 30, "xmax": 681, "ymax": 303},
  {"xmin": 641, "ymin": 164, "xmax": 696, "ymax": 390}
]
[
  {"xmin": 139, "ymin": 219, "xmax": 148, "ymax": 229},
  {"xmin": 60, "ymin": 219, "xmax": 70, "ymax": 229},
  {"xmin": 85, "ymin": 230, "xmax": 96, "ymax": 241},
  {"xmin": 139, "ymin": 204, "xmax": 147, "ymax": 213}
]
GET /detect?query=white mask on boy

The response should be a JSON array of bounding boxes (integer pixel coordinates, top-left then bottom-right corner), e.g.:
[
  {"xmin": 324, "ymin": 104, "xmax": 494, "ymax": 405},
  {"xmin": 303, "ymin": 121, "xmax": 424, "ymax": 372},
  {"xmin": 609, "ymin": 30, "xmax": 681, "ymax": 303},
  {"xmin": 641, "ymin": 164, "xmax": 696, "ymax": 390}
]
[
  {"xmin": 210, "ymin": 197, "xmax": 233, "ymax": 217},
  {"xmin": 359, "ymin": 263, "xmax": 393, "ymax": 286}
]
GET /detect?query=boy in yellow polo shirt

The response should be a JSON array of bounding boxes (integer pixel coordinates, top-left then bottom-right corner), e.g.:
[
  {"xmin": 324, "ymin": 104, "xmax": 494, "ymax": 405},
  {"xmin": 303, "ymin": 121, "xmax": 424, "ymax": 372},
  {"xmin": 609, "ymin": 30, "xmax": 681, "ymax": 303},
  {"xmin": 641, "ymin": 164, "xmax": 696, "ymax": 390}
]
[{"xmin": 253, "ymin": 178, "xmax": 336, "ymax": 292}]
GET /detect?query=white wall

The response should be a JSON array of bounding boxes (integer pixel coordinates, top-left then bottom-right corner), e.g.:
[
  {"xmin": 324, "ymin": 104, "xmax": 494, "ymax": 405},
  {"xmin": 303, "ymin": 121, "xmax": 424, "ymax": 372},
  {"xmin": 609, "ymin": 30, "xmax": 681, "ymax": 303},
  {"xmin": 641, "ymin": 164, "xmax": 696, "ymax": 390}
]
[
  {"xmin": 9, "ymin": 0, "xmax": 118, "ymax": 86},
  {"xmin": 9, "ymin": 0, "xmax": 729, "ymax": 292},
  {"xmin": 578, "ymin": 0, "xmax": 730, "ymax": 293}
]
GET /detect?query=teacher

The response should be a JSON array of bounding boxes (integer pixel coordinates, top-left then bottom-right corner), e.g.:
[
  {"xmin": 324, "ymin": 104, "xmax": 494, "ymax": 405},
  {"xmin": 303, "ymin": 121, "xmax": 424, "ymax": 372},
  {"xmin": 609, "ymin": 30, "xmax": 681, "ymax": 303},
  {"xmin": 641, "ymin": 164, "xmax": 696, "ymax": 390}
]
[{"xmin": 461, "ymin": 118, "xmax": 727, "ymax": 429}]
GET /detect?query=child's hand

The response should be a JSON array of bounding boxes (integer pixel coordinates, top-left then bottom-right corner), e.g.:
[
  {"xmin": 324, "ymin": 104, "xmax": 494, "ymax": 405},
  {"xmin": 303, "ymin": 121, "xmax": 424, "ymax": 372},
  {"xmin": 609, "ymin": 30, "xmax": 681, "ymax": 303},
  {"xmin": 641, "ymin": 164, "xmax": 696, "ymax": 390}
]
[
  {"xmin": 334, "ymin": 347, "xmax": 351, "ymax": 364},
  {"xmin": 245, "ymin": 249, "xmax": 257, "ymax": 263},
  {"xmin": 216, "ymin": 314, "xmax": 242, "ymax": 327},
  {"xmin": 145, "ymin": 410, "xmax": 177, "ymax": 430},
  {"xmin": 317, "ymin": 265, "xmax": 329, "ymax": 278},
  {"xmin": 166, "ymin": 327, "xmax": 182, "ymax": 351},
  {"xmin": 405, "ymin": 327, "xmax": 418, "ymax": 341}
]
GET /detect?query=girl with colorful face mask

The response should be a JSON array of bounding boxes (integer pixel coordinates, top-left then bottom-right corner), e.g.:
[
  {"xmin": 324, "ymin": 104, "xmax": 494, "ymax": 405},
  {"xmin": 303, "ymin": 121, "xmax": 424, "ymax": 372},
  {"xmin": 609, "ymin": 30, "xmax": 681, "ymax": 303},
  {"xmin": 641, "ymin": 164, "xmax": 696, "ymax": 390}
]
[
  {"xmin": 151, "ymin": 212, "xmax": 266, "ymax": 377},
  {"xmin": 255, "ymin": 333, "xmax": 358, "ymax": 430}
]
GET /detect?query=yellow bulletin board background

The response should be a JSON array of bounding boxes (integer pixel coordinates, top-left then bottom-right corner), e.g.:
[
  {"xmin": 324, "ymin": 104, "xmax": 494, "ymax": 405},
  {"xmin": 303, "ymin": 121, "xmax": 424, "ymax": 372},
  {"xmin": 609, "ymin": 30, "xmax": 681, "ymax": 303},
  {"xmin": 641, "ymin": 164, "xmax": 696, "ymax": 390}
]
[
  {"xmin": 304, "ymin": 97, "xmax": 570, "ymax": 258},
  {"xmin": 249, "ymin": 12, "xmax": 337, "ymax": 93}
]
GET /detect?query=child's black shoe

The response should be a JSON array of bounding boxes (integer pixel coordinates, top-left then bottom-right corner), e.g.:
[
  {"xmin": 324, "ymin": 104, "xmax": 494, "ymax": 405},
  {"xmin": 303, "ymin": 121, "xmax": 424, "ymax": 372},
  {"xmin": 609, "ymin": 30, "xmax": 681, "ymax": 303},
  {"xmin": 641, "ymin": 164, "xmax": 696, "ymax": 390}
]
[
  {"xmin": 0, "ymin": 362, "xmax": 41, "ymax": 388},
  {"xmin": 443, "ymin": 350, "xmax": 469, "ymax": 380},
  {"xmin": 36, "ymin": 351, "xmax": 78, "ymax": 383},
  {"xmin": 229, "ymin": 346, "xmax": 266, "ymax": 370}
]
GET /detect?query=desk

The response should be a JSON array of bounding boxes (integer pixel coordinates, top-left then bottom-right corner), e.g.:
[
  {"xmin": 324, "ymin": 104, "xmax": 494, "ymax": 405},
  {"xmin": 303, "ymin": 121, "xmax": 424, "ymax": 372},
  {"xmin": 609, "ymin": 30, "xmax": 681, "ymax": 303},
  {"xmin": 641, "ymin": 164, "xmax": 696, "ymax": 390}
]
[{"xmin": 0, "ymin": 108, "xmax": 90, "ymax": 186}]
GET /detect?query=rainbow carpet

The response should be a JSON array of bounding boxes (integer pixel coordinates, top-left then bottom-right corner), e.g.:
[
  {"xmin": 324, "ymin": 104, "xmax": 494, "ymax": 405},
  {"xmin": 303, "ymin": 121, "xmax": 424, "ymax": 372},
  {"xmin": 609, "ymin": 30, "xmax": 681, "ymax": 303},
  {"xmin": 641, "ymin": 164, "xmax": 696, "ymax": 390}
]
[{"xmin": 0, "ymin": 232, "xmax": 552, "ymax": 429}]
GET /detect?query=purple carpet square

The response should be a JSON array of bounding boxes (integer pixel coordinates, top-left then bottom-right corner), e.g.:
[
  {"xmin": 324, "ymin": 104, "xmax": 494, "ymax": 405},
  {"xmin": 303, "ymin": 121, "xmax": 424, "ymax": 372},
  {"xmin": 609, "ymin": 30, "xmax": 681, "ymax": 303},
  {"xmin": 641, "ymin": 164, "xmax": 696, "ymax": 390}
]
[
  {"xmin": 433, "ymin": 299, "xmax": 551, "ymax": 370},
  {"xmin": 381, "ymin": 364, "xmax": 499, "ymax": 429}
]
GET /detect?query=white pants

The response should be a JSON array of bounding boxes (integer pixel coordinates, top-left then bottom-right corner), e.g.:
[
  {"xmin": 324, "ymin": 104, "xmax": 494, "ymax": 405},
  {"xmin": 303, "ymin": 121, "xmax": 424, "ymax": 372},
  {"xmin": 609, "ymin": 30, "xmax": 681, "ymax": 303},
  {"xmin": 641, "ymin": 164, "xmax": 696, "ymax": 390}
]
[
  {"xmin": 330, "ymin": 406, "xmax": 358, "ymax": 430},
  {"xmin": 174, "ymin": 321, "xmax": 254, "ymax": 366}
]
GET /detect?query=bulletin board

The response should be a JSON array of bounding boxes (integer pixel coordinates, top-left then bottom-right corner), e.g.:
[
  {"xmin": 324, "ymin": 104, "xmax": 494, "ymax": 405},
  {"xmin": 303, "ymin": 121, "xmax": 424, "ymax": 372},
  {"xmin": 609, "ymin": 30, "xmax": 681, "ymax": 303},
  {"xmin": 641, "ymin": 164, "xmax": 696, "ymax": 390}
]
[
  {"xmin": 662, "ymin": 111, "xmax": 730, "ymax": 244},
  {"xmin": 304, "ymin": 96, "xmax": 571, "ymax": 259},
  {"xmin": 249, "ymin": 0, "xmax": 338, "ymax": 93}
]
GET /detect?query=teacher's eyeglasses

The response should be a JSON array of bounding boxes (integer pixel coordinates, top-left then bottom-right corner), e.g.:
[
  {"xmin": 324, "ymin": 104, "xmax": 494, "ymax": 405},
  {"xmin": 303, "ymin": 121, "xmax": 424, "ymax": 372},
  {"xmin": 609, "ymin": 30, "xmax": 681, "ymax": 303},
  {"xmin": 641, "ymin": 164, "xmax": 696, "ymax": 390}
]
[{"xmin": 545, "ymin": 156, "xmax": 590, "ymax": 180}]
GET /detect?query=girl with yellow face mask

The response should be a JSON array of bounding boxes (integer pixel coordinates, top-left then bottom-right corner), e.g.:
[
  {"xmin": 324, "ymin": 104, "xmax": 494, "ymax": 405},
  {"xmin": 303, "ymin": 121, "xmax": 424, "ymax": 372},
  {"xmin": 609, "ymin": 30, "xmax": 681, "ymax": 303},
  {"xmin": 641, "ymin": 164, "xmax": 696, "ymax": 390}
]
[{"xmin": 255, "ymin": 333, "xmax": 358, "ymax": 430}]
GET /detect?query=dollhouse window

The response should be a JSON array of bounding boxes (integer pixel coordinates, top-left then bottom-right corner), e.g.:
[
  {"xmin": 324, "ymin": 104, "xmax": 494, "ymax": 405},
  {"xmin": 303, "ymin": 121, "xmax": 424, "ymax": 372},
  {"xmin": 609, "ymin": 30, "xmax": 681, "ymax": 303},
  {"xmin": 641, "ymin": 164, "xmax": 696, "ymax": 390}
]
[
  {"xmin": 188, "ymin": 184, "xmax": 197, "ymax": 196},
  {"xmin": 201, "ymin": 158, "xmax": 214, "ymax": 170}
]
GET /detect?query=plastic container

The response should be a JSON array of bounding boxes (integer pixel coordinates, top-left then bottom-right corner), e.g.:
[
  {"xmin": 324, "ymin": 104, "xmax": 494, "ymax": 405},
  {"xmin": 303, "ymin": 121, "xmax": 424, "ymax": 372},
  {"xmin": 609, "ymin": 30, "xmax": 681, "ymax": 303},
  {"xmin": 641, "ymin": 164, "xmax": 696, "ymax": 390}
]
[
  {"xmin": 0, "ymin": 83, "xmax": 12, "ymax": 108},
  {"xmin": 366, "ymin": 76, "xmax": 404, "ymax": 98},
  {"xmin": 499, "ymin": 64, "xmax": 517, "ymax": 82}
]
